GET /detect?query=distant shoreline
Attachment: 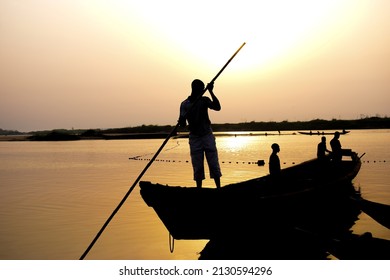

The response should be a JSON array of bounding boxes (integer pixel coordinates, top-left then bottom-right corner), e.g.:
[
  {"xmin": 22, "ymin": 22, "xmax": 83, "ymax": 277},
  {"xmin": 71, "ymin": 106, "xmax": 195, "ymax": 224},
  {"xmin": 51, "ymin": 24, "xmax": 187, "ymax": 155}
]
[
  {"xmin": 1, "ymin": 117, "xmax": 389, "ymax": 141},
  {"xmin": 0, "ymin": 128, "xmax": 387, "ymax": 142},
  {"xmin": 0, "ymin": 135, "xmax": 32, "ymax": 141},
  {"xmin": 0, "ymin": 128, "xmax": 386, "ymax": 142}
]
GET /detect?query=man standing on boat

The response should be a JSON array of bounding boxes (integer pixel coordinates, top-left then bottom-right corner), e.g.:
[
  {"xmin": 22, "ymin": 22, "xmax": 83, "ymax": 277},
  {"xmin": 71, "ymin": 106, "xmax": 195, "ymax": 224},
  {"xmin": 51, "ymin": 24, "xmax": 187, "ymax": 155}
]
[{"xmin": 178, "ymin": 79, "xmax": 222, "ymax": 188}]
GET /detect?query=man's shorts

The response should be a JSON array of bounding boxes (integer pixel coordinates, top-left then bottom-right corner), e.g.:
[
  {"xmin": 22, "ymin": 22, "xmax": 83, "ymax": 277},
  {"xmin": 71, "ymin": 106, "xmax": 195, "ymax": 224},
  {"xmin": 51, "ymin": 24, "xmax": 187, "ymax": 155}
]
[{"xmin": 189, "ymin": 133, "xmax": 222, "ymax": 181}]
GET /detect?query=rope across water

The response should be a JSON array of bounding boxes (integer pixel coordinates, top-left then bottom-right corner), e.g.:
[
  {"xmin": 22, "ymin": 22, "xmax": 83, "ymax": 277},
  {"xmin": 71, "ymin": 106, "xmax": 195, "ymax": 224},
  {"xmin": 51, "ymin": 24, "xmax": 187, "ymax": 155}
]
[{"xmin": 129, "ymin": 156, "xmax": 387, "ymax": 165}]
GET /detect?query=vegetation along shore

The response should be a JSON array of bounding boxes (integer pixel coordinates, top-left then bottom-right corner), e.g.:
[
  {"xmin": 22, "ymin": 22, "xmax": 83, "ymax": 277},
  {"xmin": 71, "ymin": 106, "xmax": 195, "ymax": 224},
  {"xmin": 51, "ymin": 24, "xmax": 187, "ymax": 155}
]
[{"xmin": 1, "ymin": 116, "xmax": 389, "ymax": 141}]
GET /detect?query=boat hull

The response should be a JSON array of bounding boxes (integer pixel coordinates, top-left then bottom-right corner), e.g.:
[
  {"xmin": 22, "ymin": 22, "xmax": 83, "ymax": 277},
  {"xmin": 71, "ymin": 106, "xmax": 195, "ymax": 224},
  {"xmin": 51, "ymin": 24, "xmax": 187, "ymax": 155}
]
[
  {"xmin": 140, "ymin": 153, "xmax": 362, "ymax": 240},
  {"xmin": 298, "ymin": 130, "xmax": 350, "ymax": 135}
]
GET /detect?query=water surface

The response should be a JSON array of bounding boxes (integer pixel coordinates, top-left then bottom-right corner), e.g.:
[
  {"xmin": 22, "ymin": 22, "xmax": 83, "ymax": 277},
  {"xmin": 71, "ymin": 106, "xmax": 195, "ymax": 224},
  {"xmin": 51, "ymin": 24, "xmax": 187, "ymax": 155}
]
[{"xmin": 0, "ymin": 129, "xmax": 389, "ymax": 259}]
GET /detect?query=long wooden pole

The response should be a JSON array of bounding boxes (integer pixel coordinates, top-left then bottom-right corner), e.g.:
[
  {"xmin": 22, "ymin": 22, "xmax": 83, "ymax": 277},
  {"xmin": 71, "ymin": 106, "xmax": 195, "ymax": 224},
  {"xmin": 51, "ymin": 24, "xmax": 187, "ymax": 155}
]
[{"xmin": 79, "ymin": 42, "xmax": 245, "ymax": 260}]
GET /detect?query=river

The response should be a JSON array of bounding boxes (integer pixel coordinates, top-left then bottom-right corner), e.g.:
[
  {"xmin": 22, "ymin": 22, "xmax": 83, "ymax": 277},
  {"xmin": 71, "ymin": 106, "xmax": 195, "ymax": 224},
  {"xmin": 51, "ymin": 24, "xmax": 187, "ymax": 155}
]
[{"xmin": 0, "ymin": 129, "xmax": 389, "ymax": 259}]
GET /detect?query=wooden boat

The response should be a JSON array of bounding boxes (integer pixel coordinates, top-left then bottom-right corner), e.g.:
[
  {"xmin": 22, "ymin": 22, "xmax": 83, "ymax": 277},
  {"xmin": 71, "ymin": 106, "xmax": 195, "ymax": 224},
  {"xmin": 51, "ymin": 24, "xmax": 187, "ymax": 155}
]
[
  {"xmin": 327, "ymin": 232, "xmax": 390, "ymax": 260},
  {"xmin": 197, "ymin": 229, "xmax": 390, "ymax": 260},
  {"xmin": 140, "ymin": 150, "xmax": 362, "ymax": 240},
  {"xmin": 352, "ymin": 196, "xmax": 390, "ymax": 229},
  {"xmin": 298, "ymin": 130, "xmax": 350, "ymax": 135}
]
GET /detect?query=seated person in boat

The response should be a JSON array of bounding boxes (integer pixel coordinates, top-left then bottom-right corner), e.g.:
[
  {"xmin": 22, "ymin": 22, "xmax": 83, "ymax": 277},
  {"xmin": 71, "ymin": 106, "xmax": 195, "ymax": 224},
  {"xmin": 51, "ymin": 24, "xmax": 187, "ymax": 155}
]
[
  {"xmin": 269, "ymin": 143, "xmax": 281, "ymax": 176},
  {"xmin": 330, "ymin": 131, "xmax": 343, "ymax": 162},
  {"xmin": 317, "ymin": 136, "xmax": 331, "ymax": 160},
  {"xmin": 178, "ymin": 79, "xmax": 222, "ymax": 188}
]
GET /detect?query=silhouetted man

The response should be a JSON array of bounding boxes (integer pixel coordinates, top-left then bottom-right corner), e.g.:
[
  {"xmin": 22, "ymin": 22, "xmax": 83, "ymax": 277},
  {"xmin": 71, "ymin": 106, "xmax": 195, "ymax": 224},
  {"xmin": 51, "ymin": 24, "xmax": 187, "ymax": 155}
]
[
  {"xmin": 178, "ymin": 79, "xmax": 222, "ymax": 188},
  {"xmin": 330, "ymin": 131, "xmax": 342, "ymax": 162},
  {"xmin": 317, "ymin": 136, "xmax": 331, "ymax": 160}
]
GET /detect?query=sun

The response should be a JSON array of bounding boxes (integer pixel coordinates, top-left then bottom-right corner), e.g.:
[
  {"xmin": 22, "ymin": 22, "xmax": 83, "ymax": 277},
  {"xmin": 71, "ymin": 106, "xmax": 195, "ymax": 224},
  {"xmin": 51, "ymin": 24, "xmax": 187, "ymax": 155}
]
[
  {"xmin": 122, "ymin": 1, "xmax": 353, "ymax": 69},
  {"xmin": 91, "ymin": 0, "xmax": 358, "ymax": 76}
]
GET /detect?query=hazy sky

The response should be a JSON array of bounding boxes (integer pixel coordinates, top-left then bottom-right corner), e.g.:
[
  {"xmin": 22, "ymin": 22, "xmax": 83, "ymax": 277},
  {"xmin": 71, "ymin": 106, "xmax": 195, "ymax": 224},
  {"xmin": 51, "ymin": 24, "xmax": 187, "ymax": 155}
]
[{"xmin": 1, "ymin": 0, "xmax": 389, "ymax": 132}]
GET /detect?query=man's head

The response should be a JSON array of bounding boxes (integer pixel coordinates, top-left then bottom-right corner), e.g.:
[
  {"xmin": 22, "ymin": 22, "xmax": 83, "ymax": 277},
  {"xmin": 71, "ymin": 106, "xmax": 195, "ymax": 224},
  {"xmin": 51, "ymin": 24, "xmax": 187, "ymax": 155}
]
[
  {"xmin": 191, "ymin": 79, "xmax": 205, "ymax": 95},
  {"xmin": 271, "ymin": 143, "xmax": 280, "ymax": 152}
]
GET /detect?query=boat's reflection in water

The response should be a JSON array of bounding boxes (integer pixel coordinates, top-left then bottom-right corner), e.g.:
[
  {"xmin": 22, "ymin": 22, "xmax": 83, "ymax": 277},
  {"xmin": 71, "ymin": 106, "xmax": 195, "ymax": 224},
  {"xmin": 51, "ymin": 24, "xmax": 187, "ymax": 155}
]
[{"xmin": 198, "ymin": 183, "xmax": 389, "ymax": 260}]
